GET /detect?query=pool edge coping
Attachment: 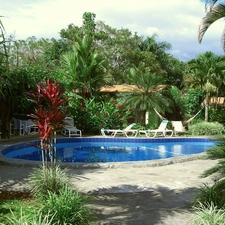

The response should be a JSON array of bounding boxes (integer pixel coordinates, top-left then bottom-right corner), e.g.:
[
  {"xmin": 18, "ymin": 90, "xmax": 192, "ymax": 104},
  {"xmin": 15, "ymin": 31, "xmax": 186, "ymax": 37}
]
[{"xmin": 0, "ymin": 152, "xmax": 207, "ymax": 169}]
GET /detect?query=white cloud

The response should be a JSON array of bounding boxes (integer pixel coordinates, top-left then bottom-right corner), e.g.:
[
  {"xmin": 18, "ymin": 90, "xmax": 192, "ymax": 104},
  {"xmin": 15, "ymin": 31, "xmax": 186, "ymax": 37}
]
[{"xmin": 1, "ymin": 0, "xmax": 224, "ymax": 61}]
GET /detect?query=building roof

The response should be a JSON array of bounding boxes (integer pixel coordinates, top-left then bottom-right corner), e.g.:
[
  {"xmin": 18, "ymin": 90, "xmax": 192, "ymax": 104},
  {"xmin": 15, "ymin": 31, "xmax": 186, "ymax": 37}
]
[
  {"xmin": 100, "ymin": 84, "xmax": 166, "ymax": 93},
  {"xmin": 100, "ymin": 85, "xmax": 139, "ymax": 93}
]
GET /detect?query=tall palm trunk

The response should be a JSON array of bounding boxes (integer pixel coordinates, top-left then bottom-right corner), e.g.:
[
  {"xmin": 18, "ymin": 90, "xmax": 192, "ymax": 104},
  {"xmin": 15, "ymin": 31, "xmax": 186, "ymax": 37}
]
[
  {"xmin": 135, "ymin": 109, "xmax": 146, "ymax": 125},
  {"xmin": 205, "ymin": 92, "xmax": 210, "ymax": 122},
  {"xmin": 0, "ymin": 96, "xmax": 12, "ymax": 139}
]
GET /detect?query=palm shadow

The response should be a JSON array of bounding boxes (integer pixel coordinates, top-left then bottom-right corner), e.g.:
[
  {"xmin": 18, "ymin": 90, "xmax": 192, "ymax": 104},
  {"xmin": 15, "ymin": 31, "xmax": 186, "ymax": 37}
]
[
  {"xmin": 89, "ymin": 185, "xmax": 199, "ymax": 225},
  {"xmin": 0, "ymin": 166, "xmax": 30, "ymax": 192}
]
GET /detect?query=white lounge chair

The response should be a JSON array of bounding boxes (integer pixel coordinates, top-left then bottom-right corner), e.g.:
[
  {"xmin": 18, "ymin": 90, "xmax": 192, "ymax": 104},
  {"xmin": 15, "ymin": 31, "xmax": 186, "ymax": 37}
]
[
  {"xmin": 101, "ymin": 123, "xmax": 138, "ymax": 137},
  {"xmin": 171, "ymin": 121, "xmax": 186, "ymax": 136},
  {"xmin": 139, "ymin": 120, "xmax": 173, "ymax": 138},
  {"xmin": 138, "ymin": 129, "xmax": 150, "ymax": 137},
  {"xmin": 62, "ymin": 117, "xmax": 82, "ymax": 137}
]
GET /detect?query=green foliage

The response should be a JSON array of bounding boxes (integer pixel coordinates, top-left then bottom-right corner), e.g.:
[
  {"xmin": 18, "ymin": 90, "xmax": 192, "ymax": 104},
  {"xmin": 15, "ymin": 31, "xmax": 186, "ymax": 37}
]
[
  {"xmin": 0, "ymin": 165, "xmax": 93, "ymax": 225},
  {"xmin": 0, "ymin": 198, "xmax": 42, "ymax": 225},
  {"xmin": 194, "ymin": 179, "xmax": 225, "ymax": 209},
  {"xmin": 202, "ymin": 137, "xmax": 225, "ymax": 177},
  {"xmin": 205, "ymin": 140, "xmax": 225, "ymax": 160},
  {"xmin": 118, "ymin": 62, "xmax": 171, "ymax": 124},
  {"xmin": 185, "ymin": 52, "xmax": 225, "ymax": 122},
  {"xmin": 188, "ymin": 121, "xmax": 224, "ymax": 135},
  {"xmin": 60, "ymin": 34, "xmax": 108, "ymax": 99},
  {"xmin": 199, "ymin": 1, "xmax": 225, "ymax": 51},
  {"xmin": 209, "ymin": 105, "xmax": 225, "ymax": 124},
  {"xmin": 28, "ymin": 166, "xmax": 71, "ymax": 200},
  {"xmin": 192, "ymin": 202, "xmax": 225, "ymax": 225},
  {"xmin": 194, "ymin": 135, "xmax": 225, "ymax": 212},
  {"xmin": 82, "ymin": 12, "xmax": 96, "ymax": 36},
  {"xmin": 43, "ymin": 38, "xmax": 69, "ymax": 68},
  {"xmin": 68, "ymin": 97, "xmax": 132, "ymax": 134},
  {"xmin": 165, "ymin": 86, "xmax": 187, "ymax": 120},
  {"xmin": 183, "ymin": 88, "xmax": 205, "ymax": 120},
  {"xmin": 3, "ymin": 209, "xmax": 54, "ymax": 225},
  {"xmin": 40, "ymin": 186, "xmax": 93, "ymax": 225}
]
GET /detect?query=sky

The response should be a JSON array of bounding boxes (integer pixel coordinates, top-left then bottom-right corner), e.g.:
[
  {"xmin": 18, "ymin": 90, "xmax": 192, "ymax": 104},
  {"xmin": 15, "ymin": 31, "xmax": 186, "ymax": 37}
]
[{"xmin": 1, "ymin": 0, "xmax": 225, "ymax": 62}]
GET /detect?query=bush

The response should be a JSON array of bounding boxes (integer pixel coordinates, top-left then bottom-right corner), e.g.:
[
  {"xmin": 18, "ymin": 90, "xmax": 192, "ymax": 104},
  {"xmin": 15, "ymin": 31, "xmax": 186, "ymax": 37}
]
[
  {"xmin": 40, "ymin": 186, "xmax": 93, "ymax": 225},
  {"xmin": 202, "ymin": 138, "xmax": 225, "ymax": 177},
  {"xmin": 194, "ymin": 179, "xmax": 225, "ymax": 209},
  {"xmin": 188, "ymin": 121, "xmax": 225, "ymax": 135},
  {"xmin": 28, "ymin": 166, "xmax": 71, "ymax": 199},
  {"xmin": 4, "ymin": 209, "xmax": 54, "ymax": 225},
  {"xmin": 191, "ymin": 202, "xmax": 225, "ymax": 225},
  {"xmin": 68, "ymin": 97, "xmax": 133, "ymax": 134},
  {"xmin": 209, "ymin": 105, "xmax": 225, "ymax": 125},
  {"xmin": 1, "ymin": 166, "xmax": 94, "ymax": 225}
]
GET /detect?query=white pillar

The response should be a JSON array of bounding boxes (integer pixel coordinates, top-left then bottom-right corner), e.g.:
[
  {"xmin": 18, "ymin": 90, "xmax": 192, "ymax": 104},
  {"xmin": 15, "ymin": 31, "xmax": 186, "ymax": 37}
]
[{"xmin": 145, "ymin": 111, "xmax": 149, "ymax": 125}]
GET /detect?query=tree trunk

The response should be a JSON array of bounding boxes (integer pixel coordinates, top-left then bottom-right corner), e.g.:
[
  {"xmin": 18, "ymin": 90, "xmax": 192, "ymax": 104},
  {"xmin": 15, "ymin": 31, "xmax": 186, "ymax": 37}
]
[
  {"xmin": 205, "ymin": 92, "xmax": 209, "ymax": 122},
  {"xmin": 0, "ymin": 97, "xmax": 12, "ymax": 139},
  {"xmin": 135, "ymin": 109, "xmax": 146, "ymax": 125}
]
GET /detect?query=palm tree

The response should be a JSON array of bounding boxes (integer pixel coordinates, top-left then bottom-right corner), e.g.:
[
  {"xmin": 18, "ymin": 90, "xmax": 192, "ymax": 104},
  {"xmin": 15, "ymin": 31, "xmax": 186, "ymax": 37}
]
[
  {"xmin": 139, "ymin": 34, "xmax": 172, "ymax": 70},
  {"xmin": 139, "ymin": 34, "xmax": 184, "ymax": 87},
  {"xmin": 139, "ymin": 34, "xmax": 171, "ymax": 57},
  {"xmin": 120, "ymin": 62, "xmax": 171, "ymax": 125},
  {"xmin": 198, "ymin": 0, "xmax": 225, "ymax": 51},
  {"xmin": 184, "ymin": 51, "xmax": 225, "ymax": 121},
  {"xmin": 60, "ymin": 34, "xmax": 108, "ymax": 98}
]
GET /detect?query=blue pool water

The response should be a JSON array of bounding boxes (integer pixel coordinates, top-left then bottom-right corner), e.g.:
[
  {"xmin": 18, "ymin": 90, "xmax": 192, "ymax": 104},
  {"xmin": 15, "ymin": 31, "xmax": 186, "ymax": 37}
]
[{"xmin": 1, "ymin": 137, "xmax": 216, "ymax": 163}]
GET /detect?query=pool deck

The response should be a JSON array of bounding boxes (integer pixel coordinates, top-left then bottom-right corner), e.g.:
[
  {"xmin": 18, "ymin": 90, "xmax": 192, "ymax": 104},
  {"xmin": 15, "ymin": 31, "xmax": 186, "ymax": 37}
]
[{"xmin": 0, "ymin": 134, "xmax": 219, "ymax": 225}]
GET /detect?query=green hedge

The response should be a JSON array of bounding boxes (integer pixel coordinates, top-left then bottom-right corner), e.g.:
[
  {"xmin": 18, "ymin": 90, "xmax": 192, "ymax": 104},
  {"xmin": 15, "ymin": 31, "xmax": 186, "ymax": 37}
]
[{"xmin": 188, "ymin": 121, "xmax": 225, "ymax": 135}]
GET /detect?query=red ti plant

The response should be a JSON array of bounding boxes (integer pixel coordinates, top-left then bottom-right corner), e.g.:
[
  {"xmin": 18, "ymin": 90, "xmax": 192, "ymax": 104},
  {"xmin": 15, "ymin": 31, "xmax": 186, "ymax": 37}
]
[{"xmin": 27, "ymin": 79, "xmax": 67, "ymax": 168}]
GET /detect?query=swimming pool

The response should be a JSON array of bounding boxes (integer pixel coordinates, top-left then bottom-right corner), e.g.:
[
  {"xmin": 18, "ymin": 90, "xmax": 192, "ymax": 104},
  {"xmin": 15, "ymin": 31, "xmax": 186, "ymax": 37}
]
[{"xmin": 1, "ymin": 137, "xmax": 215, "ymax": 166}]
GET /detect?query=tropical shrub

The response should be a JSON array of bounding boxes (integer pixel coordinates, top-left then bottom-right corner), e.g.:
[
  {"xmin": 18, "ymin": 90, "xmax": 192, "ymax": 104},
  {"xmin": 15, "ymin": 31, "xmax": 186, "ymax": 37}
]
[
  {"xmin": 194, "ymin": 180, "xmax": 225, "ymax": 209},
  {"xmin": 0, "ymin": 199, "xmax": 42, "ymax": 225},
  {"xmin": 183, "ymin": 88, "xmax": 205, "ymax": 121},
  {"xmin": 28, "ymin": 166, "xmax": 71, "ymax": 199},
  {"xmin": 166, "ymin": 86, "xmax": 187, "ymax": 121},
  {"xmin": 191, "ymin": 202, "xmax": 225, "ymax": 225},
  {"xmin": 27, "ymin": 79, "xmax": 68, "ymax": 167},
  {"xmin": 4, "ymin": 210, "xmax": 54, "ymax": 225},
  {"xmin": 193, "ymin": 137, "xmax": 225, "ymax": 210},
  {"xmin": 68, "ymin": 97, "xmax": 133, "ymax": 134},
  {"xmin": 202, "ymin": 138, "xmax": 225, "ymax": 178},
  {"xmin": 209, "ymin": 105, "xmax": 225, "ymax": 125},
  {"xmin": 188, "ymin": 121, "xmax": 224, "ymax": 135},
  {"xmin": 40, "ymin": 186, "xmax": 93, "ymax": 225}
]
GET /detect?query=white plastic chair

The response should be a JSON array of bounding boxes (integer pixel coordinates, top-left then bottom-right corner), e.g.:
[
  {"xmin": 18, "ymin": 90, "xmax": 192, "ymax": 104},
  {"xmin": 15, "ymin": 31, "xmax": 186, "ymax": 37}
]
[
  {"xmin": 62, "ymin": 117, "xmax": 82, "ymax": 137},
  {"xmin": 171, "ymin": 121, "xmax": 186, "ymax": 136}
]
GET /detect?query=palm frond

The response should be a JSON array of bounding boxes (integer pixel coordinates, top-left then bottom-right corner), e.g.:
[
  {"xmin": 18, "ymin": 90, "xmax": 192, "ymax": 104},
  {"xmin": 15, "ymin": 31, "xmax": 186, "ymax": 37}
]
[
  {"xmin": 199, "ymin": 4, "xmax": 225, "ymax": 43},
  {"xmin": 221, "ymin": 25, "xmax": 225, "ymax": 52},
  {"xmin": 205, "ymin": 0, "xmax": 220, "ymax": 11}
]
